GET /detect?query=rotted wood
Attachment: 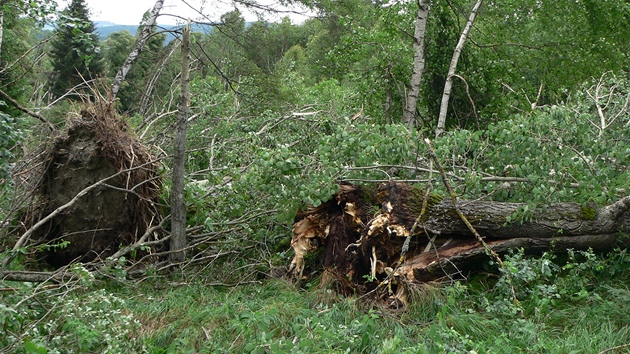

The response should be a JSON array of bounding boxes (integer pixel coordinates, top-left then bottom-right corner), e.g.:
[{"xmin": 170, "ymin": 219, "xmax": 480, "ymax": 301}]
[{"xmin": 289, "ymin": 181, "xmax": 630, "ymax": 295}]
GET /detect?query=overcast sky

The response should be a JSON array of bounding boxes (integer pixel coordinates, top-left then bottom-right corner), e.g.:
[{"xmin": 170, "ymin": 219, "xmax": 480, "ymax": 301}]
[{"xmin": 80, "ymin": 0, "xmax": 311, "ymax": 25}]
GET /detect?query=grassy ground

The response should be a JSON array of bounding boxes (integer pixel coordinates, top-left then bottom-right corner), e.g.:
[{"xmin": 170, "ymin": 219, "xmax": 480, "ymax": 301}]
[{"xmin": 3, "ymin": 248, "xmax": 630, "ymax": 353}]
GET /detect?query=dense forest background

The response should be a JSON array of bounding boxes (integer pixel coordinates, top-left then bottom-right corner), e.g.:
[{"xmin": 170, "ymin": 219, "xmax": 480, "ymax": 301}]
[{"xmin": 1, "ymin": 0, "xmax": 630, "ymax": 352}]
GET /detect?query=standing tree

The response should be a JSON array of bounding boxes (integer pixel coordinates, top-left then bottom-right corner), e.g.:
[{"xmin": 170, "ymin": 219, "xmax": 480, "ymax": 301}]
[
  {"xmin": 435, "ymin": 0, "xmax": 482, "ymax": 137},
  {"xmin": 48, "ymin": 0, "xmax": 104, "ymax": 99},
  {"xmin": 110, "ymin": 0, "xmax": 164, "ymax": 100},
  {"xmin": 170, "ymin": 21, "xmax": 191, "ymax": 263},
  {"xmin": 402, "ymin": 0, "xmax": 430, "ymax": 130}
]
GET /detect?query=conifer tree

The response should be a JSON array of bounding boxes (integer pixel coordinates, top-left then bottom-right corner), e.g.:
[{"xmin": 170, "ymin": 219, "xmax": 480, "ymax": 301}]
[{"xmin": 48, "ymin": 0, "xmax": 104, "ymax": 99}]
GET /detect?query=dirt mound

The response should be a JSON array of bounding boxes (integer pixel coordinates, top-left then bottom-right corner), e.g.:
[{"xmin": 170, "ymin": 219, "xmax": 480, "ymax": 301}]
[{"xmin": 22, "ymin": 104, "xmax": 163, "ymax": 267}]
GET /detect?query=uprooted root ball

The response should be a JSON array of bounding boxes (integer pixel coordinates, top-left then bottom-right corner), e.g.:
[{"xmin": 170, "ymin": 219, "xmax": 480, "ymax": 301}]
[{"xmin": 18, "ymin": 104, "xmax": 163, "ymax": 267}]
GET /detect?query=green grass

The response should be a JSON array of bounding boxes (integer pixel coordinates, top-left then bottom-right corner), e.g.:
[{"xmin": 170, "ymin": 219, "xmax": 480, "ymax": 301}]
[{"xmin": 2, "ymin": 249, "xmax": 630, "ymax": 353}]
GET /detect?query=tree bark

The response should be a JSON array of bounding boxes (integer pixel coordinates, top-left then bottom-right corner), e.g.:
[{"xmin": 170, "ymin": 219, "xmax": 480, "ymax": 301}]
[
  {"xmin": 0, "ymin": 7, "xmax": 4, "ymax": 58},
  {"xmin": 0, "ymin": 270, "xmax": 70, "ymax": 283},
  {"xmin": 402, "ymin": 0, "xmax": 430, "ymax": 130},
  {"xmin": 110, "ymin": 0, "xmax": 164, "ymax": 100},
  {"xmin": 169, "ymin": 21, "xmax": 191, "ymax": 263},
  {"xmin": 435, "ymin": 0, "xmax": 483, "ymax": 138},
  {"xmin": 289, "ymin": 181, "xmax": 630, "ymax": 292}
]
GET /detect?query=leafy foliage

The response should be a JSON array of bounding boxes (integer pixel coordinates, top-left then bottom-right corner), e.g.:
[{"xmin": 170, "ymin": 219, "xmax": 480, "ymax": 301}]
[
  {"xmin": 0, "ymin": 266, "xmax": 142, "ymax": 353},
  {"xmin": 434, "ymin": 73, "xmax": 629, "ymax": 212},
  {"xmin": 0, "ymin": 110, "xmax": 22, "ymax": 179},
  {"xmin": 3, "ymin": 0, "xmax": 58, "ymax": 24},
  {"xmin": 0, "ymin": 15, "xmax": 45, "ymax": 112},
  {"xmin": 473, "ymin": 0, "xmax": 630, "ymax": 113}
]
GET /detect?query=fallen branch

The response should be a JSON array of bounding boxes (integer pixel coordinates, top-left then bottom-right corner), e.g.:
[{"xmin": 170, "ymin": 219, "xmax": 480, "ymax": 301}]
[
  {"xmin": 599, "ymin": 343, "xmax": 630, "ymax": 354},
  {"xmin": 0, "ymin": 269, "xmax": 74, "ymax": 283},
  {"xmin": 0, "ymin": 87, "xmax": 55, "ymax": 131},
  {"xmin": 108, "ymin": 215, "xmax": 170, "ymax": 260}
]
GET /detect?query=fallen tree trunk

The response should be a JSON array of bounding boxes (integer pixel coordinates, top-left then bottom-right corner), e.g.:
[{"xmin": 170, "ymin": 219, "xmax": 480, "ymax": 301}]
[{"xmin": 289, "ymin": 181, "xmax": 630, "ymax": 301}]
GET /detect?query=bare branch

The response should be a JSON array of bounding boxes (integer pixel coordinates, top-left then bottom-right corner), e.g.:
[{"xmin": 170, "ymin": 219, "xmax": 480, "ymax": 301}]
[
  {"xmin": 585, "ymin": 72, "xmax": 630, "ymax": 136},
  {"xmin": 0, "ymin": 87, "xmax": 55, "ymax": 131},
  {"xmin": 108, "ymin": 216, "xmax": 170, "ymax": 260}
]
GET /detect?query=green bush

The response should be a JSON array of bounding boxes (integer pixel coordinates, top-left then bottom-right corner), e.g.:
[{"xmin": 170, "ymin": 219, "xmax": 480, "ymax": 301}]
[{"xmin": 0, "ymin": 110, "xmax": 22, "ymax": 179}]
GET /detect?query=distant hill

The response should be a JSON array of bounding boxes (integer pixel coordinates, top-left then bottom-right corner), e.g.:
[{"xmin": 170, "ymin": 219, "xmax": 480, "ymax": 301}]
[
  {"xmin": 94, "ymin": 22, "xmax": 141, "ymax": 38},
  {"xmin": 94, "ymin": 21, "xmax": 215, "ymax": 43}
]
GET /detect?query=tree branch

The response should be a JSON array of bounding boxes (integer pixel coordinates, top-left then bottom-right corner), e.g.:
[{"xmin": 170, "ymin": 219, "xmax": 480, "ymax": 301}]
[{"xmin": 0, "ymin": 88, "xmax": 54, "ymax": 131}]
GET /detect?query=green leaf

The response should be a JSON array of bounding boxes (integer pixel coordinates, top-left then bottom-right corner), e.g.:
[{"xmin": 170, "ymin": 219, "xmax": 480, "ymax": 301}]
[{"xmin": 24, "ymin": 340, "xmax": 47, "ymax": 354}]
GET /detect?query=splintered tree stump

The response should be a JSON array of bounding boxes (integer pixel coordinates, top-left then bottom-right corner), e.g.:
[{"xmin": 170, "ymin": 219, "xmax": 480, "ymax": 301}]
[{"xmin": 289, "ymin": 181, "xmax": 630, "ymax": 302}]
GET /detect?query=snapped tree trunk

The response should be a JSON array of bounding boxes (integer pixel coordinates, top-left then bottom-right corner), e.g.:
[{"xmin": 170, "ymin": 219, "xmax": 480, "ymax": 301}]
[
  {"xmin": 402, "ymin": 0, "xmax": 430, "ymax": 130},
  {"xmin": 289, "ymin": 181, "xmax": 630, "ymax": 303},
  {"xmin": 435, "ymin": 0, "xmax": 483, "ymax": 138},
  {"xmin": 169, "ymin": 21, "xmax": 191, "ymax": 263},
  {"xmin": 110, "ymin": 0, "xmax": 164, "ymax": 99}
]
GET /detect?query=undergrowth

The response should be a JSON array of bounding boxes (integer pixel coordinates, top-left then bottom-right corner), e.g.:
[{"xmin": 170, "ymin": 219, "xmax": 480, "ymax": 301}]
[{"xmin": 1, "ymin": 248, "xmax": 629, "ymax": 353}]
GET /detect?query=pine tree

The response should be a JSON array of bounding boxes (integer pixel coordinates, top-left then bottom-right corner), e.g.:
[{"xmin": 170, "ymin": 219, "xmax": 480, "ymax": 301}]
[{"xmin": 48, "ymin": 0, "xmax": 104, "ymax": 99}]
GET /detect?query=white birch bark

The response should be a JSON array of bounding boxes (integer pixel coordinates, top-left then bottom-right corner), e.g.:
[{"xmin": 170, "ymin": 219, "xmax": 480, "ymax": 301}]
[
  {"xmin": 402, "ymin": 0, "xmax": 430, "ymax": 130},
  {"xmin": 110, "ymin": 0, "xmax": 164, "ymax": 99},
  {"xmin": 435, "ymin": 0, "xmax": 483, "ymax": 138},
  {"xmin": 0, "ymin": 8, "xmax": 4, "ymax": 58}
]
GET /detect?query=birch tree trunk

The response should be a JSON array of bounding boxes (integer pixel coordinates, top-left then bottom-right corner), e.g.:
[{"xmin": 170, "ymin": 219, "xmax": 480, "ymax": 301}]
[
  {"xmin": 402, "ymin": 0, "xmax": 430, "ymax": 130},
  {"xmin": 0, "ymin": 8, "xmax": 4, "ymax": 58},
  {"xmin": 110, "ymin": 0, "xmax": 164, "ymax": 99},
  {"xmin": 435, "ymin": 0, "xmax": 483, "ymax": 138},
  {"xmin": 170, "ymin": 21, "xmax": 191, "ymax": 263}
]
